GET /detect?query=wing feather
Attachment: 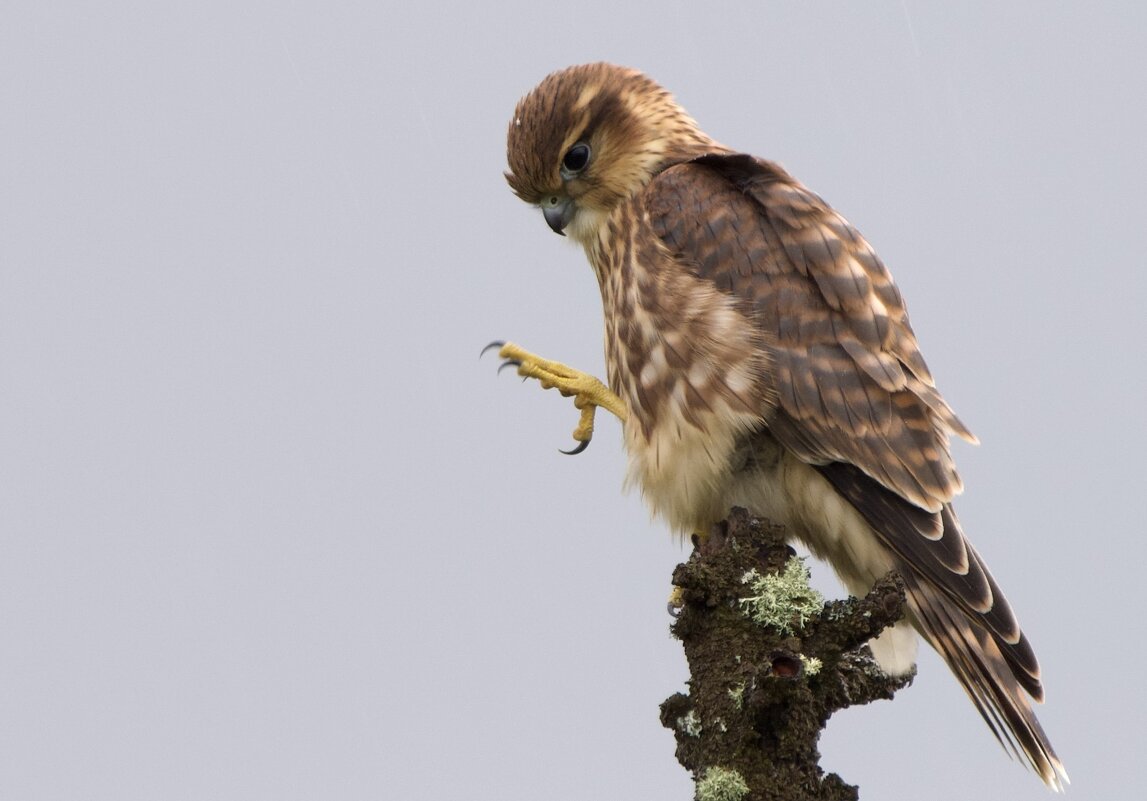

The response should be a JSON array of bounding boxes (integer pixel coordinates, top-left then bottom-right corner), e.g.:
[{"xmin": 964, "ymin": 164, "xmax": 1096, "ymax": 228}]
[{"xmin": 648, "ymin": 155, "xmax": 971, "ymax": 513}]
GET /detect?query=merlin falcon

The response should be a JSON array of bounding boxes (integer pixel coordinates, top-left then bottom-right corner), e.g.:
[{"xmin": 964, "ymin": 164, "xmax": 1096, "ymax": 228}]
[{"xmin": 493, "ymin": 62, "xmax": 1066, "ymax": 789}]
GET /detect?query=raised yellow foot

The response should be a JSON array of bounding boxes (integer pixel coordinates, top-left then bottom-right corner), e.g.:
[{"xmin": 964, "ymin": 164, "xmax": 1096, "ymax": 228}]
[{"xmin": 483, "ymin": 340, "xmax": 627, "ymax": 454}]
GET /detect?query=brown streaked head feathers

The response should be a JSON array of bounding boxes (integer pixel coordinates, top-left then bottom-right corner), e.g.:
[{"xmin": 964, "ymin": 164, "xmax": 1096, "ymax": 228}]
[{"xmin": 505, "ymin": 63, "xmax": 718, "ymax": 215}]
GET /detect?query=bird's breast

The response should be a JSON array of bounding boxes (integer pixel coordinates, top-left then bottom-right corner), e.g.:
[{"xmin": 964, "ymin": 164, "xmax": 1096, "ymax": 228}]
[{"xmin": 589, "ymin": 199, "xmax": 775, "ymax": 534}]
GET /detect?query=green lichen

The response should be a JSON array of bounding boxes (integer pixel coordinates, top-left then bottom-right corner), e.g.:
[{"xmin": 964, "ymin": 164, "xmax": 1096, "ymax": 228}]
[
  {"xmin": 799, "ymin": 654, "xmax": 823, "ymax": 676},
  {"xmin": 677, "ymin": 709, "xmax": 702, "ymax": 737},
  {"xmin": 738, "ymin": 559, "xmax": 824, "ymax": 634},
  {"xmin": 727, "ymin": 683, "xmax": 745, "ymax": 708},
  {"xmin": 696, "ymin": 766, "xmax": 750, "ymax": 801}
]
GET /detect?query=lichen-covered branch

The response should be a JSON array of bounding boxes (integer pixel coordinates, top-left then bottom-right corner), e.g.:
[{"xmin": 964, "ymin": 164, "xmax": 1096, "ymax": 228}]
[{"xmin": 660, "ymin": 508, "xmax": 913, "ymax": 801}]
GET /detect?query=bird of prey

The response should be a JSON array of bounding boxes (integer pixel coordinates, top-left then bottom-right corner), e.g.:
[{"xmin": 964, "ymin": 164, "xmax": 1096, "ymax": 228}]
[{"xmin": 494, "ymin": 62, "xmax": 1066, "ymax": 789}]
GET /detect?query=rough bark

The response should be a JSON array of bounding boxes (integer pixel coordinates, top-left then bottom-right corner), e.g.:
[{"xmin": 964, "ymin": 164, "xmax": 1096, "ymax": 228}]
[{"xmin": 660, "ymin": 507, "xmax": 914, "ymax": 801}]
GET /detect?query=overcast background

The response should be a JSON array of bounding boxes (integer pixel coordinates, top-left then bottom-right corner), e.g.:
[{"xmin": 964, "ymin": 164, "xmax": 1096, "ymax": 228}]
[{"xmin": 2, "ymin": 2, "xmax": 1144, "ymax": 799}]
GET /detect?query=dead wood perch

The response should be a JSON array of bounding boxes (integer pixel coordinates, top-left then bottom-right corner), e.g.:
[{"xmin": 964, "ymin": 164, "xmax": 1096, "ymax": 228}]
[{"xmin": 661, "ymin": 507, "xmax": 914, "ymax": 801}]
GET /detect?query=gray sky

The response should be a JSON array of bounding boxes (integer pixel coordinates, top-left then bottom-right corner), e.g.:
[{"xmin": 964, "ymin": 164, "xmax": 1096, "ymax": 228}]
[{"xmin": 2, "ymin": 2, "xmax": 1144, "ymax": 799}]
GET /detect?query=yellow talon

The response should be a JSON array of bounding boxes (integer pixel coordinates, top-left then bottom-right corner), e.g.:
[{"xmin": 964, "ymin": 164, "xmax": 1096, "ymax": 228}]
[{"xmin": 494, "ymin": 341, "xmax": 627, "ymax": 450}]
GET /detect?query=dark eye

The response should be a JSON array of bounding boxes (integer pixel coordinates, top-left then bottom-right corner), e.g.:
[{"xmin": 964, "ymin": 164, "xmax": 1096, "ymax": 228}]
[{"xmin": 562, "ymin": 143, "xmax": 591, "ymax": 174}]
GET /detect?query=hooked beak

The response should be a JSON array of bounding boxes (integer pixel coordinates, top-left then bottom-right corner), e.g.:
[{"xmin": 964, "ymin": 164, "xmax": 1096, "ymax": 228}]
[{"xmin": 541, "ymin": 195, "xmax": 575, "ymax": 236}]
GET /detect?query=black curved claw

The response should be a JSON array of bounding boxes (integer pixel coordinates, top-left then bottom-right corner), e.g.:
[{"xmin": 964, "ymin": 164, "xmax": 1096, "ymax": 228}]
[
  {"xmin": 480, "ymin": 340, "xmax": 506, "ymax": 359},
  {"xmin": 559, "ymin": 439, "xmax": 590, "ymax": 456},
  {"xmin": 497, "ymin": 359, "xmax": 522, "ymax": 375}
]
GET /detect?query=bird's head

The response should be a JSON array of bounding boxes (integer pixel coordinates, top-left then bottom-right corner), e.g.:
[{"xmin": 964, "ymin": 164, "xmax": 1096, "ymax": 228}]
[{"xmin": 505, "ymin": 63, "xmax": 718, "ymax": 246}]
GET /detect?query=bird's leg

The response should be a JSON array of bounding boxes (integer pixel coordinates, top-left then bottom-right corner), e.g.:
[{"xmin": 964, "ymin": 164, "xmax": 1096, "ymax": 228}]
[{"xmin": 485, "ymin": 341, "xmax": 627, "ymax": 454}]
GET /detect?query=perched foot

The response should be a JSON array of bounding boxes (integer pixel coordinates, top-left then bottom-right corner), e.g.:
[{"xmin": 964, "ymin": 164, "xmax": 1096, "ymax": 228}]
[
  {"xmin": 668, "ymin": 530, "xmax": 709, "ymax": 615},
  {"xmin": 692, "ymin": 523, "xmax": 731, "ymax": 555},
  {"xmin": 483, "ymin": 341, "xmax": 627, "ymax": 454}
]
